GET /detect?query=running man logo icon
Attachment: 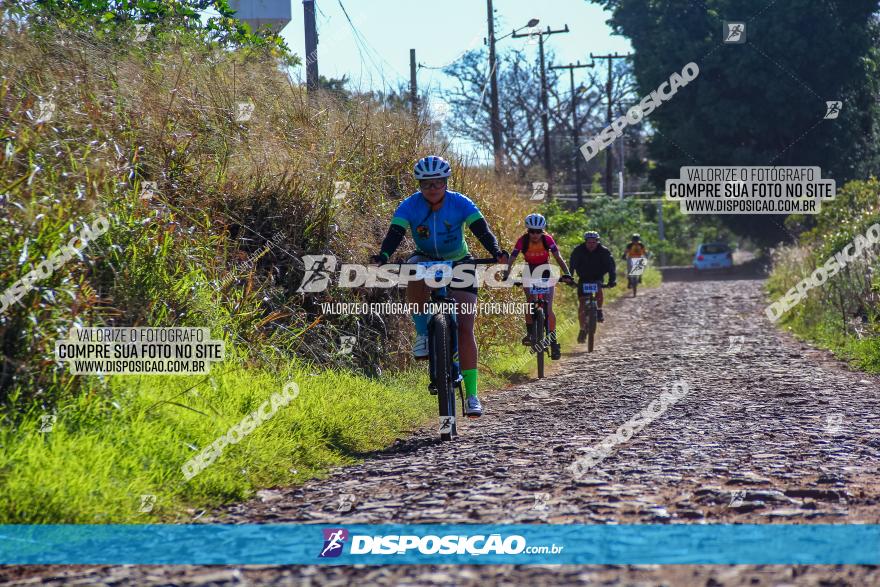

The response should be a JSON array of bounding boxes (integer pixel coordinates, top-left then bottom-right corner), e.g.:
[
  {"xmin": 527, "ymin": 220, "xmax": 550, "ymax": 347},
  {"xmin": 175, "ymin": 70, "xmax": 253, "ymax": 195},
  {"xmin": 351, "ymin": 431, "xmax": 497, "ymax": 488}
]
[
  {"xmin": 726, "ymin": 335, "xmax": 745, "ymax": 354},
  {"xmin": 336, "ymin": 493, "xmax": 356, "ymax": 513},
  {"xmin": 39, "ymin": 414, "xmax": 56, "ymax": 432},
  {"xmin": 439, "ymin": 416, "xmax": 454, "ymax": 435},
  {"xmin": 532, "ymin": 492, "xmax": 551, "ymax": 511},
  {"xmin": 729, "ymin": 490, "xmax": 746, "ymax": 508},
  {"xmin": 139, "ymin": 494, "xmax": 156, "ymax": 513},
  {"xmin": 724, "ymin": 22, "xmax": 746, "ymax": 43},
  {"xmin": 333, "ymin": 181, "xmax": 350, "ymax": 201},
  {"xmin": 140, "ymin": 181, "xmax": 158, "ymax": 201},
  {"xmin": 628, "ymin": 258, "xmax": 648, "ymax": 276},
  {"xmin": 531, "ymin": 182, "xmax": 548, "ymax": 201},
  {"xmin": 527, "ymin": 25, "xmax": 541, "ymax": 45},
  {"xmin": 825, "ymin": 413, "xmax": 844, "ymax": 434},
  {"xmin": 435, "ymin": 100, "xmax": 451, "ymax": 122},
  {"xmin": 318, "ymin": 528, "xmax": 349, "ymax": 558},
  {"xmin": 36, "ymin": 99, "xmax": 56, "ymax": 124},
  {"xmin": 824, "ymin": 101, "xmax": 843, "ymax": 120},
  {"xmin": 235, "ymin": 102, "xmax": 254, "ymax": 122},
  {"xmin": 297, "ymin": 255, "xmax": 337, "ymax": 293},
  {"xmin": 338, "ymin": 335, "xmax": 356, "ymax": 355},
  {"xmin": 134, "ymin": 23, "xmax": 152, "ymax": 42}
]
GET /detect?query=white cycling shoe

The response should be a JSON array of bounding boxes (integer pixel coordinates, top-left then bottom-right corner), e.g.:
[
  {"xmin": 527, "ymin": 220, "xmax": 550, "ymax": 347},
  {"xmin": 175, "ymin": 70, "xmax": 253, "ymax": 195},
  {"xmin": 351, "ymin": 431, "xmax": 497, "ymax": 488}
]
[{"xmin": 413, "ymin": 334, "xmax": 429, "ymax": 360}]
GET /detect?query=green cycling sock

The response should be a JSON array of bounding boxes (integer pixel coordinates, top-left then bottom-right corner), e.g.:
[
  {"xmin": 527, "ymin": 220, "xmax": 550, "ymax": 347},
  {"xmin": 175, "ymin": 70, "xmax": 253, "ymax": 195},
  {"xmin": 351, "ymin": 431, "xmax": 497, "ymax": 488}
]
[{"xmin": 462, "ymin": 368, "xmax": 478, "ymax": 398}]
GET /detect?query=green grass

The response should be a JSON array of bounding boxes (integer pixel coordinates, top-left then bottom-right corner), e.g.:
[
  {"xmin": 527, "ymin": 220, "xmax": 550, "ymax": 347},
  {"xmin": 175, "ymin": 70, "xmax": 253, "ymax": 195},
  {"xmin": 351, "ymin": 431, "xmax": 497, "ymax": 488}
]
[
  {"xmin": 0, "ymin": 366, "xmax": 434, "ymax": 523},
  {"xmin": 775, "ymin": 309, "xmax": 880, "ymax": 374},
  {"xmin": 0, "ymin": 267, "xmax": 662, "ymax": 524}
]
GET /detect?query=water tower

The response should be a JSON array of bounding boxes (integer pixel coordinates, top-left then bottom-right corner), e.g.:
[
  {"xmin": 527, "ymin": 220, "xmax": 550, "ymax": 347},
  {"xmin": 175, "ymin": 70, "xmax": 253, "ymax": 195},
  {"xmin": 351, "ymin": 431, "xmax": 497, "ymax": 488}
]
[{"xmin": 229, "ymin": 0, "xmax": 292, "ymax": 33}]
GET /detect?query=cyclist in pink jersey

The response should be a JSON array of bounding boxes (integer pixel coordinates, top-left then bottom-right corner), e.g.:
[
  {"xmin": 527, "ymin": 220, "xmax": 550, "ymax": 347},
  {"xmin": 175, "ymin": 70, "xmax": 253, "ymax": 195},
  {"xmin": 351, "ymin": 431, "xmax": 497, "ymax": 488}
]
[{"xmin": 504, "ymin": 213, "xmax": 573, "ymax": 359}]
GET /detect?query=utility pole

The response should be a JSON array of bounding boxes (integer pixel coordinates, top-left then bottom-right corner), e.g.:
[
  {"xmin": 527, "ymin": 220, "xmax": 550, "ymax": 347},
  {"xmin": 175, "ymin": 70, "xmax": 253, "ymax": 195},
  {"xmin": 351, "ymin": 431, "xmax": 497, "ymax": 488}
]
[
  {"xmin": 514, "ymin": 24, "xmax": 570, "ymax": 201},
  {"xmin": 409, "ymin": 49, "xmax": 418, "ymax": 115},
  {"xmin": 549, "ymin": 60, "xmax": 593, "ymax": 207},
  {"xmin": 487, "ymin": 0, "xmax": 503, "ymax": 173},
  {"xmin": 303, "ymin": 0, "xmax": 319, "ymax": 94},
  {"xmin": 590, "ymin": 52, "xmax": 631, "ymax": 196}
]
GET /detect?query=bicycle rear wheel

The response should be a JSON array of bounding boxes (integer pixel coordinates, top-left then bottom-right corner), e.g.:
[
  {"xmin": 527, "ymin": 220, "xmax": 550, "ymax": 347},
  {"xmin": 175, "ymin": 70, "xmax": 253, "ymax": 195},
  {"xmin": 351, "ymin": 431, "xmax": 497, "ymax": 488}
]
[
  {"xmin": 587, "ymin": 304, "xmax": 597, "ymax": 353},
  {"xmin": 533, "ymin": 306, "xmax": 545, "ymax": 379},
  {"xmin": 429, "ymin": 314, "xmax": 456, "ymax": 441},
  {"xmin": 631, "ymin": 277, "xmax": 638, "ymax": 297}
]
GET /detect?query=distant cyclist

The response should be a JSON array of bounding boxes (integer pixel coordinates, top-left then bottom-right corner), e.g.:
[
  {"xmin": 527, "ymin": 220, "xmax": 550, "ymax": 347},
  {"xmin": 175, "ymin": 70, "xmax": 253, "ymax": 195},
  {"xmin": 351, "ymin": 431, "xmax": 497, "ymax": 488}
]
[
  {"xmin": 622, "ymin": 233, "xmax": 648, "ymax": 289},
  {"xmin": 503, "ymin": 213, "xmax": 573, "ymax": 360},
  {"xmin": 370, "ymin": 155, "xmax": 508, "ymax": 417},
  {"xmin": 569, "ymin": 231, "xmax": 616, "ymax": 342}
]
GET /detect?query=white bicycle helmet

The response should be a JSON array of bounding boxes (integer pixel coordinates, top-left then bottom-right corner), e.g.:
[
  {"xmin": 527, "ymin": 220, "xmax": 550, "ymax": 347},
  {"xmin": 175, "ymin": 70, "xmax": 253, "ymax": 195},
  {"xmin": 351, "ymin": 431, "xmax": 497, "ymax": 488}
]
[
  {"xmin": 525, "ymin": 213, "xmax": 547, "ymax": 230},
  {"xmin": 584, "ymin": 230, "xmax": 600, "ymax": 240},
  {"xmin": 414, "ymin": 156, "xmax": 452, "ymax": 180}
]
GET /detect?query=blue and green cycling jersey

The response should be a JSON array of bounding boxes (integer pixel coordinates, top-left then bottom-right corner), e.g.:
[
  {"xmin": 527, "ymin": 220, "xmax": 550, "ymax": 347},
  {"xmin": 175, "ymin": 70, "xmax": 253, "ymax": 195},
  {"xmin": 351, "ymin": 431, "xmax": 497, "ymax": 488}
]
[{"xmin": 391, "ymin": 190, "xmax": 484, "ymax": 261}]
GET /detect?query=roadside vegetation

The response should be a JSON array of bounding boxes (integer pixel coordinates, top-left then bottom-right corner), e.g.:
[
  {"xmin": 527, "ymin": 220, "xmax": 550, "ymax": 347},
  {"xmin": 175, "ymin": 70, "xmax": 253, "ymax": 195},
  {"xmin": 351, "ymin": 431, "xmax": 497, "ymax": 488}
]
[{"xmin": 767, "ymin": 179, "xmax": 880, "ymax": 372}]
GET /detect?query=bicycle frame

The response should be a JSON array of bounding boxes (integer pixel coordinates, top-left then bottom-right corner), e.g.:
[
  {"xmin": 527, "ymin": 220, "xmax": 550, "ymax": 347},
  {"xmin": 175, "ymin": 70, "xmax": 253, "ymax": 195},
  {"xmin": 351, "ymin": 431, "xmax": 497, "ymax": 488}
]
[
  {"xmin": 580, "ymin": 281, "xmax": 604, "ymax": 352},
  {"xmin": 526, "ymin": 287, "xmax": 552, "ymax": 353},
  {"xmin": 418, "ymin": 257, "xmax": 497, "ymax": 440}
]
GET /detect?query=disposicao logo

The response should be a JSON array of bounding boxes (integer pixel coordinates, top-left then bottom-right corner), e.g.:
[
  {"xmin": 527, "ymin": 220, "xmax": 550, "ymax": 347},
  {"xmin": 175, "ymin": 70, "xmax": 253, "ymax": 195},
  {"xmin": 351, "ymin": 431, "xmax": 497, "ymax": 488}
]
[{"xmin": 318, "ymin": 528, "xmax": 348, "ymax": 558}]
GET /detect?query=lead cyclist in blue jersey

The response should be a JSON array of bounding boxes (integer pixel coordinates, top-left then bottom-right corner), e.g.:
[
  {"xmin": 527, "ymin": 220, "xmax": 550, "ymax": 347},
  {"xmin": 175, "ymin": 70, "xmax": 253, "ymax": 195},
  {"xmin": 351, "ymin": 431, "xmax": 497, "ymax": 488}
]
[{"xmin": 370, "ymin": 156, "xmax": 508, "ymax": 417}]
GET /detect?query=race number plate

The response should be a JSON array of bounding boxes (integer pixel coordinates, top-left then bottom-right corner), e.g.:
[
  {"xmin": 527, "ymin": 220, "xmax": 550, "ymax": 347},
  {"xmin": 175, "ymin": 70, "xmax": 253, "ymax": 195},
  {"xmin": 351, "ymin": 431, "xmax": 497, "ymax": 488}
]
[
  {"xmin": 528, "ymin": 278, "xmax": 554, "ymax": 295},
  {"xmin": 581, "ymin": 283, "xmax": 599, "ymax": 294},
  {"xmin": 417, "ymin": 261, "xmax": 452, "ymax": 281}
]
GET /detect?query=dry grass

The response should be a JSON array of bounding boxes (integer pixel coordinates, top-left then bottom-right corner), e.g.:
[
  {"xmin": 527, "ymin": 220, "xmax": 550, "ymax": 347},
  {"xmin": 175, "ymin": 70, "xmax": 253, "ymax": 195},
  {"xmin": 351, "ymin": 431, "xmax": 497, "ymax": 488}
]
[{"xmin": 0, "ymin": 20, "xmax": 531, "ymax": 411}]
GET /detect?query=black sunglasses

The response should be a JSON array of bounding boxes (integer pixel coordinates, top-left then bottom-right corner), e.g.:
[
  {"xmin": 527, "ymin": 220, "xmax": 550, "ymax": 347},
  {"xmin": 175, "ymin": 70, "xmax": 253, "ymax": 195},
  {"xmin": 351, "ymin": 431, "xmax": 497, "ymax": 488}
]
[
  {"xmin": 419, "ymin": 180, "xmax": 447, "ymax": 190},
  {"xmin": 528, "ymin": 229, "xmax": 543, "ymax": 234}
]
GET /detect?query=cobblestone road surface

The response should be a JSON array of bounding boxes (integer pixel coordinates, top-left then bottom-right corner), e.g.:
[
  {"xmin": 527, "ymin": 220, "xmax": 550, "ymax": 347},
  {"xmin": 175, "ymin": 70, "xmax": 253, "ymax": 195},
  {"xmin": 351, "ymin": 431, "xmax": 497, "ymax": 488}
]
[{"xmin": 4, "ymin": 272, "xmax": 879, "ymax": 586}]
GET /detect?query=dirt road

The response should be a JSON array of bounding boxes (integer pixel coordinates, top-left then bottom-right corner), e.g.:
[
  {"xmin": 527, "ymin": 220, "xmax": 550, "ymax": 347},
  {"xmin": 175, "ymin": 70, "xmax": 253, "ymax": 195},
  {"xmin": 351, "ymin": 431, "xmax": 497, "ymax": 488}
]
[{"xmin": 4, "ymin": 269, "xmax": 880, "ymax": 586}]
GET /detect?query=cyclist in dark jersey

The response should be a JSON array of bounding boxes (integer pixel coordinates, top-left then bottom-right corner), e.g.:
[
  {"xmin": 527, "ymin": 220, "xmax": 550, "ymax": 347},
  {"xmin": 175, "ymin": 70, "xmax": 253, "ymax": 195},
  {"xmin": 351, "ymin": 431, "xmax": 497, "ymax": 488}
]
[
  {"xmin": 569, "ymin": 230, "xmax": 616, "ymax": 342},
  {"xmin": 370, "ymin": 156, "xmax": 508, "ymax": 417}
]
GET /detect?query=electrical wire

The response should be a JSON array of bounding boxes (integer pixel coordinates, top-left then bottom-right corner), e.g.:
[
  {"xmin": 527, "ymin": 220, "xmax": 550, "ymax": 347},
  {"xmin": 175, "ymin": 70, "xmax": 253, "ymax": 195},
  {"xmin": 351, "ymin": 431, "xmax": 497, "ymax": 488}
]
[{"xmin": 336, "ymin": 0, "xmax": 408, "ymax": 93}]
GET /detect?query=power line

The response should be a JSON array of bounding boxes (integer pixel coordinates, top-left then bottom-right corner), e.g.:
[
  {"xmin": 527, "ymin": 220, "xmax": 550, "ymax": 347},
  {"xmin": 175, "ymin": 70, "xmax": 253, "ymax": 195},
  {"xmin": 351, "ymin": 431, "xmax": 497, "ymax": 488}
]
[
  {"xmin": 418, "ymin": 32, "xmax": 485, "ymax": 71},
  {"xmin": 336, "ymin": 0, "xmax": 408, "ymax": 92}
]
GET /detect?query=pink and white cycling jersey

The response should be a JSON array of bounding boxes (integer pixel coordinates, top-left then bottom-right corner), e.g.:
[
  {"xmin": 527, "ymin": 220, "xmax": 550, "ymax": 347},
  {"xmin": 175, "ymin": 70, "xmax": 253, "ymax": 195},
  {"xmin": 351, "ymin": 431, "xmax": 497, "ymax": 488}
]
[{"xmin": 513, "ymin": 232, "xmax": 558, "ymax": 267}]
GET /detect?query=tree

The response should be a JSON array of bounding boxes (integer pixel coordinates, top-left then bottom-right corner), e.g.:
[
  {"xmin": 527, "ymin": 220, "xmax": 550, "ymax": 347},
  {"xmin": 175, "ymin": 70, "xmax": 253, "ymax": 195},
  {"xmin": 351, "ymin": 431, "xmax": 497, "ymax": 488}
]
[
  {"xmin": 442, "ymin": 47, "xmax": 637, "ymax": 187},
  {"xmin": 592, "ymin": 0, "xmax": 880, "ymax": 243},
  {"xmin": 9, "ymin": 0, "xmax": 296, "ymax": 64}
]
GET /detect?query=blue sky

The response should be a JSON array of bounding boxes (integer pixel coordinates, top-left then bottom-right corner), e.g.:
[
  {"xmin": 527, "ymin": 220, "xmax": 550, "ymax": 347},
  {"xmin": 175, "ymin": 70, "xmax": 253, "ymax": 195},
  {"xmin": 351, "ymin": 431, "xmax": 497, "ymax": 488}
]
[{"xmin": 269, "ymin": 0, "xmax": 633, "ymax": 159}]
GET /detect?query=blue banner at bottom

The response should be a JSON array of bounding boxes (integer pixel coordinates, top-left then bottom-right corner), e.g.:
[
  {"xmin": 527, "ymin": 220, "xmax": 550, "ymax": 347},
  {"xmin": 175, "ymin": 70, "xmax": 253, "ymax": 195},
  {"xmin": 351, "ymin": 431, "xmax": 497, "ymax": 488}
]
[{"xmin": 1, "ymin": 524, "xmax": 878, "ymax": 565}]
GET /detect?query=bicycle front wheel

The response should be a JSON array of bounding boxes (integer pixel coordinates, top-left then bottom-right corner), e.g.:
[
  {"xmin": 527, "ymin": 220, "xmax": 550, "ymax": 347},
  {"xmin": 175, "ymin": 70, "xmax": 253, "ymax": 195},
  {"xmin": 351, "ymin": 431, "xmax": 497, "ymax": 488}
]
[
  {"xmin": 533, "ymin": 306, "xmax": 545, "ymax": 379},
  {"xmin": 430, "ymin": 314, "xmax": 456, "ymax": 441},
  {"xmin": 587, "ymin": 304, "xmax": 597, "ymax": 353}
]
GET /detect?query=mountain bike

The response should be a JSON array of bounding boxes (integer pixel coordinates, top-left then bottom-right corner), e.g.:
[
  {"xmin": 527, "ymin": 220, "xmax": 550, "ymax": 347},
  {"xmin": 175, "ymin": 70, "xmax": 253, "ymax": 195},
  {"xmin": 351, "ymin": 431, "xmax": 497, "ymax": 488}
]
[
  {"xmin": 419, "ymin": 258, "xmax": 497, "ymax": 441},
  {"xmin": 514, "ymin": 277, "xmax": 571, "ymax": 379},
  {"xmin": 514, "ymin": 279, "xmax": 551, "ymax": 379},
  {"xmin": 580, "ymin": 281, "xmax": 609, "ymax": 353}
]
